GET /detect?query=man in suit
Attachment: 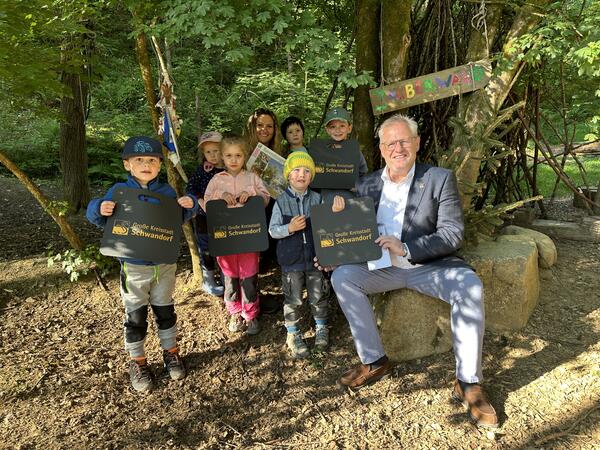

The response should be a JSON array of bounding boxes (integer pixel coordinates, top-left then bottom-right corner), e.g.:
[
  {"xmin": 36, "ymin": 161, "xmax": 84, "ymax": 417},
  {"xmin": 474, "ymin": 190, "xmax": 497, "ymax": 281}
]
[{"xmin": 326, "ymin": 113, "xmax": 498, "ymax": 428}]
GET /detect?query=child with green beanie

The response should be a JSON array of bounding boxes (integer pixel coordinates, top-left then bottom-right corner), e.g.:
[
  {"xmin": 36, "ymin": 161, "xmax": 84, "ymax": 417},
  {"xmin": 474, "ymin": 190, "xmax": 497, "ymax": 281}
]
[{"xmin": 268, "ymin": 152, "xmax": 343, "ymax": 358}]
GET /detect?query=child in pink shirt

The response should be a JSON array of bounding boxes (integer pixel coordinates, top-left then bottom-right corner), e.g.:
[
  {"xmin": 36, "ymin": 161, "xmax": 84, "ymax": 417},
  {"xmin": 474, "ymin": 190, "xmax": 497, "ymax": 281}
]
[{"xmin": 204, "ymin": 136, "xmax": 271, "ymax": 335}]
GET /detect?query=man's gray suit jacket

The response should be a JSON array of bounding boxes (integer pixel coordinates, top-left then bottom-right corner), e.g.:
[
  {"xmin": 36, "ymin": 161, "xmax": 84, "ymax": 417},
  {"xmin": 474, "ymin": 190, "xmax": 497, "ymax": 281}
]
[{"xmin": 356, "ymin": 162, "xmax": 469, "ymax": 267}]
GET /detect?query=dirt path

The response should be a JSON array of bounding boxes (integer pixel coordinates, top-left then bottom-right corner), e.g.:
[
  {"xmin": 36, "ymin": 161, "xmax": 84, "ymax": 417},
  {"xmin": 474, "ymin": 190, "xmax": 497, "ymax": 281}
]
[{"xmin": 0, "ymin": 176, "xmax": 599, "ymax": 449}]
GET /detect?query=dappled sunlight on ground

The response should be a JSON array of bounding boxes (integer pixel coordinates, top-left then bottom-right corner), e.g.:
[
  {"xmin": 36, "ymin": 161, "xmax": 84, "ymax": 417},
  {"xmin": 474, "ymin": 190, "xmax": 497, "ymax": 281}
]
[{"xmin": 0, "ymin": 177, "xmax": 599, "ymax": 448}]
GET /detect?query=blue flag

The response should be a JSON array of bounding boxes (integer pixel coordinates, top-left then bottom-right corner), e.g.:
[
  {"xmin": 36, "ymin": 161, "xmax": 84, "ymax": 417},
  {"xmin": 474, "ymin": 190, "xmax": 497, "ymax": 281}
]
[{"xmin": 163, "ymin": 109, "xmax": 176, "ymax": 154}]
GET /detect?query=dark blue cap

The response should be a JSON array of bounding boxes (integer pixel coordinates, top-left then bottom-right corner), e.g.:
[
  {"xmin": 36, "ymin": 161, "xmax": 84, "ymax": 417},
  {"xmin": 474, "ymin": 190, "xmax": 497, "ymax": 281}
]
[{"xmin": 122, "ymin": 136, "xmax": 164, "ymax": 160}]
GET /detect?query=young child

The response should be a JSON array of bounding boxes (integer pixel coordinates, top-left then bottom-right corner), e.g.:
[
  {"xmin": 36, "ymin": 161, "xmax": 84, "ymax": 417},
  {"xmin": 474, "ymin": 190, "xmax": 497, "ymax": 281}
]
[
  {"xmin": 204, "ymin": 136, "xmax": 271, "ymax": 334},
  {"xmin": 281, "ymin": 116, "xmax": 307, "ymax": 154},
  {"xmin": 268, "ymin": 152, "xmax": 343, "ymax": 358},
  {"xmin": 86, "ymin": 136, "xmax": 198, "ymax": 393},
  {"xmin": 321, "ymin": 107, "xmax": 369, "ymax": 203},
  {"xmin": 186, "ymin": 131, "xmax": 225, "ymax": 296}
]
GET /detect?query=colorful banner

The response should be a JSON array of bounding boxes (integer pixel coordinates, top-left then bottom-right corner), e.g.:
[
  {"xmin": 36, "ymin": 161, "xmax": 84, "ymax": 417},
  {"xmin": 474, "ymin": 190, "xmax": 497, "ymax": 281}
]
[{"xmin": 369, "ymin": 60, "xmax": 491, "ymax": 115}]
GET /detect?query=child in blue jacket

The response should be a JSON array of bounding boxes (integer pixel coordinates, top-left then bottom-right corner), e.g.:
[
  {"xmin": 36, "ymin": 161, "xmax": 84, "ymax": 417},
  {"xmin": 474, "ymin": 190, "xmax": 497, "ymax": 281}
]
[{"xmin": 86, "ymin": 136, "xmax": 198, "ymax": 393}]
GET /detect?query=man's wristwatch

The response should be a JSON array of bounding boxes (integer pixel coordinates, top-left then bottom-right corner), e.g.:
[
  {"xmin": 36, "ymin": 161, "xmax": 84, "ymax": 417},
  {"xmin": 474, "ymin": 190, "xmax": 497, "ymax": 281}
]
[{"xmin": 402, "ymin": 242, "xmax": 410, "ymax": 258}]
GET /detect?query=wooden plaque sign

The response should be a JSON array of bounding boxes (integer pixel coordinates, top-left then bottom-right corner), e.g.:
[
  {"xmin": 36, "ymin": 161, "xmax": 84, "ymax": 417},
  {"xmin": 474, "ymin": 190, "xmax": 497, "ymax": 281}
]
[
  {"xmin": 206, "ymin": 196, "xmax": 269, "ymax": 256},
  {"xmin": 308, "ymin": 139, "xmax": 361, "ymax": 189},
  {"xmin": 311, "ymin": 197, "xmax": 381, "ymax": 266},
  {"xmin": 100, "ymin": 187, "xmax": 182, "ymax": 264},
  {"xmin": 369, "ymin": 60, "xmax": 491, "ymax": 115}
]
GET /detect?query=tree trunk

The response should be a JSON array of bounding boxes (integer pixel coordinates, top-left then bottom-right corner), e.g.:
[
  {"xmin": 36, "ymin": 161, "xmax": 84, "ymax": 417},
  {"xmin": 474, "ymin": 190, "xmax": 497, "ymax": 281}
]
[
  {"xmin": 0, "ymin": 150, "xmax": 85, "ymax": 250},
  {"xmin": 455, "ymin": 0, "xmax": 550, "ymax": 209},
  {"xmin": 378, "ymin": 0, "xmax": 413, "ymax": 168},
  {"xmin": 195, "ymin": 90, "xmax": 203, "ymax": 146},
  {"xmin": 59, "ymin": 70, "xmax": 90, "ymax": 212},
  {"xmin": 381, "ymin": 0, "xmax": 412, "ymax": 86},
  {"xmin": 354, "ymin": 0, "xmax": 380, "ymax": 170},
  {"xmin": 135, "ymin": 32, "xmax": 160, "ymax": 133},
  {"xmin": 133, "ymin": 30, "xmax": 204, "ymax": 288}
]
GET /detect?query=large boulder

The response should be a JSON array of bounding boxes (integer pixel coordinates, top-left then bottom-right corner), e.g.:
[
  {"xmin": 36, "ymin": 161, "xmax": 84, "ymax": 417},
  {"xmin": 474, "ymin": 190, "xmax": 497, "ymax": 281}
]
[
  {"xmin": 372, "ymin": 291, "xmax": 452, "ymax": 361},
  {"xmin": 461, "ymin": 235, "xmax": 539, "ymax": 332},
  {"xmin": 500, "ymin": 225, "xmax": 557, "ymax": 268},
  {"xmin": 372, "ymin": 234, "xmax": 540, "ymax": 361}
]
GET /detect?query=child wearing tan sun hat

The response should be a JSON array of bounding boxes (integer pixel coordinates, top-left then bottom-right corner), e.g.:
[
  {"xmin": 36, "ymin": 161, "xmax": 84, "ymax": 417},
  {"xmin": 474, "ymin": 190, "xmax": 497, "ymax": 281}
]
[{"xmin": 185, "ymin": 131, "xmax": 226, "ymax": 297}]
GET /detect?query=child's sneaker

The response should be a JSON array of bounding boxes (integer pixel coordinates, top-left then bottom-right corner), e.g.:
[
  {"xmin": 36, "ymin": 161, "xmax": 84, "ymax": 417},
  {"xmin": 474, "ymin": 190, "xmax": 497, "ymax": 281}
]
[
  {"xmin": 287, "ymin": 332, "xmax": 310, "ymax": 359},
  {"xmin": 129, "ymin": 359, "xmax": 153, "ymax": 392},
  {"xmin": 246, "ymin": 318, "xmax": 260, "ymax": 335},
  {"xmin": 228, "ymin": 313, "xmax": 245, "ymax": 332},
  {"xmin": 163, "ymin": 349, "xmax": 186, "ymax": 381},
  {"xmin": 314, "ymin": 326, "xmax": 329, "ymax": 352}
]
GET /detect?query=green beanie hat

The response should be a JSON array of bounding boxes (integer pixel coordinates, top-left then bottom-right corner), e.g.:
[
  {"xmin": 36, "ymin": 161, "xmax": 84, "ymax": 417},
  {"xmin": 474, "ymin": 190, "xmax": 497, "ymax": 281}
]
[{"xmin": 283, "ymin": 151, "xmax": 316, "ymax": 180}]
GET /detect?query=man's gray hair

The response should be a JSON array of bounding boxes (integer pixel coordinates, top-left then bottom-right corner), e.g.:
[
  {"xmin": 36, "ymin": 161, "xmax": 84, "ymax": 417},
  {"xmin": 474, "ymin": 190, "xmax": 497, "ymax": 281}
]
[{"xmin": 377, "ymin": 114, "xmax": 419, "ymax": 139}]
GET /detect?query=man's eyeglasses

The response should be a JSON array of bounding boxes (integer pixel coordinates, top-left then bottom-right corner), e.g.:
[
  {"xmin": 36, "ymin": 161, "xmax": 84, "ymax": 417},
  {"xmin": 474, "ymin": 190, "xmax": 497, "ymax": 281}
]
[{"xmin": 380, "ymin": 137, "xmax": 415, "ymax": 151}]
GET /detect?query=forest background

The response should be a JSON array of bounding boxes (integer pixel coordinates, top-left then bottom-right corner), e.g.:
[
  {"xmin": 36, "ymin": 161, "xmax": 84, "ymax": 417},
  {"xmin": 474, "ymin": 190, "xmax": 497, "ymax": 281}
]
[
  {"xmin": 1, "ymin": 2, "xmax": 600, "ymax": 448},
  {"xmin": 1, "ymin": 0, "xmax": 599, "ymax": 271}
]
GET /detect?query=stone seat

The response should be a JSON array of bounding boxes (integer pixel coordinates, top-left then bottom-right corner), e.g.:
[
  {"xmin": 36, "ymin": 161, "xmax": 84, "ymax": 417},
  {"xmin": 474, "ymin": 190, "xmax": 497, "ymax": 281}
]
[{"xmin": 371, "ymin": 235, "xmax": 539, "ymax": 361}]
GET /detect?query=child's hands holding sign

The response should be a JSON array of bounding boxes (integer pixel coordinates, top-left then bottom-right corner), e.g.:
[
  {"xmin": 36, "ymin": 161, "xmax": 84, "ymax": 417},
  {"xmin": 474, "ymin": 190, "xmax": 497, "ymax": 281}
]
[
  {"xmin": 100, "ymin": 200, "xmax": 116, "ymax": 217},
  {"xmin": 177, "ymin": 195, "xmax": 194, "ymax": 209},
  {"xmin": 221, "ymin": 192, "xmax": 237, "ymax": 206},
  {"xmin": 288, "ymin": 215, "xmax": 306, "ymax": 233},
  {"xmin": 238, "ymin": 191, "xmax": 250, "ymax": 204}
]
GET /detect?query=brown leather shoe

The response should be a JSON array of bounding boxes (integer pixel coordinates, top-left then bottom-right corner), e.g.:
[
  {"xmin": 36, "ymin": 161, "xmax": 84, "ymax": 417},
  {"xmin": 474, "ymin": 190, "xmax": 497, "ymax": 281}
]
[
  {"xmin": 452, "ymin": 380, "xmax": 499, "ymax": 428},
  {"xmin": 338, "ymin": 361, "xmax": 392, "ymax": 391}
]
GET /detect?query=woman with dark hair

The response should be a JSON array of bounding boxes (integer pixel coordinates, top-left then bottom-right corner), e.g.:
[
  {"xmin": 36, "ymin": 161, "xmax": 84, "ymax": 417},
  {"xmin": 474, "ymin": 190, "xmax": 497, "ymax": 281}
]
[{"xmin": 245, "ymin": 108, "xmax": 283, "ymax": 156}]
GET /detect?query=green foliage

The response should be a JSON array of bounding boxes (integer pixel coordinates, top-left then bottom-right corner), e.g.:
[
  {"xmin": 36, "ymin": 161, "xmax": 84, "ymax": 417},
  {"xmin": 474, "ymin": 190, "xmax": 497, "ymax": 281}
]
[
  {"xmin": 48, "ymin": 200, "xmax": 70, "ymax": 217},
  {"xmin": 0, "ymin": 0, "xmax": 66, "ymax": 107},
  {"xmin": 2, "ymin": 0, "xmax": 372, "ymax": 186},
  {"xmin": 0, "ymin": 105, "xmax": 61, "ymax": 178},
  {"xmin": 0, "ymin": 0, "xmax": 110, "ymax": 113},
  {"xmin": 517, "ymin": 0, "xmax": 600, "ymax": 144},
  {"xmin": 532, "ymin": 155, "xmax": 600, "ymax": 197},
  {"xmin": 463, "ymin": 197, "xmax": 542, "ymax": 248},
  {"xmin": 159, "ymin": 0, "xmax": 368, "ymax": 92},
  {"xmin": 517, "ymin": 1, "xmax": 600, "ymax": 72},
  {"xmin": 47, "ymin": 244, "xmax": 117, "ymax": 282}
]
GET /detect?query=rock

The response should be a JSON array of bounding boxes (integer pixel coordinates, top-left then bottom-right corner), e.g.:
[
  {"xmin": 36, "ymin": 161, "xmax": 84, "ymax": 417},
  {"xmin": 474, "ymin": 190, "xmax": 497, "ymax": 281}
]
[
  {"xmin": 529, "ymin": 219, "xmax": 600, "ymax": 242},
  {"xmin": 372, "ymin": 235, "xmax": 540, "ymax": 361},
  {"xmin": 510, "ymin": 205, "xmax": 537, "ymax": 226},
  {"xmin": 582, "ymin": 216, "xmax": 600, "ymax": 240},
  {"xmin": 500, "ymin": 225, "xmax": 557, "ymax": 268},
  {"xmin": 462, "ymin": 235, "xmax": 539, "ymax": 332},
  {"xmin": 372, "ymin": 290, "xmax": 452, "ymax": 361}
]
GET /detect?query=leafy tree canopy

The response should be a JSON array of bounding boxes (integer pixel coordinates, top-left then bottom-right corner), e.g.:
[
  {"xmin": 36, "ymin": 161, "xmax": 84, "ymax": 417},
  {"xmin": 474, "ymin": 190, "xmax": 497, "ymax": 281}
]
[{"xmin": 0, "ymin": 0, "xmax": 110, "ymax": 113}]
